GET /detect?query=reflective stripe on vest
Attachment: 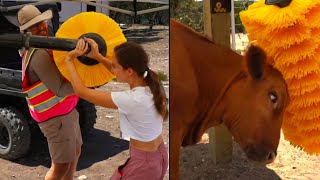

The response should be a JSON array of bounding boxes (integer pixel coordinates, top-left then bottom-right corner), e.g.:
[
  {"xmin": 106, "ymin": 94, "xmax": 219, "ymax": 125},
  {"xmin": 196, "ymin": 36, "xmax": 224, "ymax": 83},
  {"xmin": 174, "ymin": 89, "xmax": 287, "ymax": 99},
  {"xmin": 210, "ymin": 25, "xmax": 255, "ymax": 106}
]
[
  {"xmin": 22, "ymin": 48, "xmax": 36, "ymax": 81},
  {"xmin": 25, "ymin": 83, "xmax": 67, "ymax": 112},
  {"xmin": 22, "ymin": 48, "xmax": 79, "ymax": 122}
]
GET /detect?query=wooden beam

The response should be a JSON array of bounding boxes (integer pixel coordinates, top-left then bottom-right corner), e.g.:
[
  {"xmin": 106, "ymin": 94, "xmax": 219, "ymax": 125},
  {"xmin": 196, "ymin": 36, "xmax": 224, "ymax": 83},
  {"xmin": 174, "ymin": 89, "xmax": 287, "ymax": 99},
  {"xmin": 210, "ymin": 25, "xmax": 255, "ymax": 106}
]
[
  {"xmin": 136, "ymin": 5, "xmax": 169, "ymax": 15},
  {"xmin": 0, "ymin": 0, "xmax": 63, "ymax": 12},
  {"xmin": 0, "ymin": 0, "xmax": 168, "ymax": 15},
  {"xmin": 72, "ymin": 0, "xmax": 135, "ymax": 15},
  {"xmin": 203, "ymin": 0, "xmax": 233, "ymax": 165}
]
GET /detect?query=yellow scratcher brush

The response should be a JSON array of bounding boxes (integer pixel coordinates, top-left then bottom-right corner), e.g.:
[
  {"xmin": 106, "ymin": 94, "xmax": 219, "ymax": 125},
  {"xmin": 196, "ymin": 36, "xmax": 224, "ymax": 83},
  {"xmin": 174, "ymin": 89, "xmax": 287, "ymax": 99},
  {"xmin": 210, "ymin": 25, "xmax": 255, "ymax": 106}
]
[
  {"xmin": 303, "ymin": 4, "xmax": 320, "ymax": 29},
  {"xmin": 53, "ymin": 12, "xmax": 127, "ymax": 87},
  {"xmin": 288, "ymin": 89, "xmax": 320, "ymax": 110},
  {"xmin": 279, "ymin": 57, "xmax": 320, "ymax": 80},
  {"xmin": 240, "ymin": 0, "xmax": 320, "ymax": 154},
  {"xmin": 262, "ymin": 23, "xmax": 311, "ymax": 50},
  {"xmin": 240, "ymin": 0, "xmax": 314, "ymax": 31}
]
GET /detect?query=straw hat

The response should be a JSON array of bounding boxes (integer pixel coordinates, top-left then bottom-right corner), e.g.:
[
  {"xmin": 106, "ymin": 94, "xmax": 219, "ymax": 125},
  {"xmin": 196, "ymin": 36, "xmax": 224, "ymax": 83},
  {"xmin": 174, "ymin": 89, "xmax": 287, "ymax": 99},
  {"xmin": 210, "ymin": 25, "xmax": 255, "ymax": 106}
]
[{"xmin": 17, "ymin": 5, "xmax": 53, "ymax": 31}]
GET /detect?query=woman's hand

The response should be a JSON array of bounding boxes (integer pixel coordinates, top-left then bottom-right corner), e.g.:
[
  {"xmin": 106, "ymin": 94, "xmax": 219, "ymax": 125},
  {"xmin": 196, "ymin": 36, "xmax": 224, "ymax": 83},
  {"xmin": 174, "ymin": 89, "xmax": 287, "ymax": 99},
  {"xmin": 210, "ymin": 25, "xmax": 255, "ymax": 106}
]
[
  {"xmin": 84, "ymin": 38, "xmax": 102, "ymax": 61},
  {"xmin": 66, "ymin": 39, "xmax": 88, "ymax": 61}
]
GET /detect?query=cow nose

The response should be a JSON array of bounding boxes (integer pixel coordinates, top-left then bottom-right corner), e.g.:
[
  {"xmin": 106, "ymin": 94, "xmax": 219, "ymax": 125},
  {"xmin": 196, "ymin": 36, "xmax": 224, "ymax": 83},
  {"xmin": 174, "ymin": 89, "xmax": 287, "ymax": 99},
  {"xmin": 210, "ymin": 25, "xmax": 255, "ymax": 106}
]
[
  {"xmin": 266, "ymin": 151, "xmax": 276, "ymax": 163},
  {"xmin": 246, "ymin": 145, "xmax": 277, "ymax": 164}
]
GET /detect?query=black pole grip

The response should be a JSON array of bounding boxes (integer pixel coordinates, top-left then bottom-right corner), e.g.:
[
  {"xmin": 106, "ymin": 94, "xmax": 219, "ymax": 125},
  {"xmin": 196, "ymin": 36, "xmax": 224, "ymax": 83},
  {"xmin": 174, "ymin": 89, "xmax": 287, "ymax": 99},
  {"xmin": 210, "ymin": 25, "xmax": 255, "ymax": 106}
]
[
  {"xmin": 0, "ymin": 33, "xmax": 91, "ymax": 52},
  {"xmin": 265, "ymin": 0, "xmax": 292, "ymax": 8},
  {"xmin": 0, "ymin": 33, "xmax": 25, "ymax": 48},
  {"xmin": 0, "ymin": 33, "xmax": 106, "ymax": 66},
  {"xmin": 29, "ymin": 35, "xmax": 78, "ymax": 51}
]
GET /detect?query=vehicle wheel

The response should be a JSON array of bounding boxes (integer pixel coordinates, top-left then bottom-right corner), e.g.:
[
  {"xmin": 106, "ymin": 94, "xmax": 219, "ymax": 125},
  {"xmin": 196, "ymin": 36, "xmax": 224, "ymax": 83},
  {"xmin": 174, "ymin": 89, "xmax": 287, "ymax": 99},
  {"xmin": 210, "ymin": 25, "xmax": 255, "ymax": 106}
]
[
  {"xmin": 0, "ymin": 107, "xmax": 31, "ymax": 160},
  {"xmin": 76, "ymin": 99, "xmax": 97, "ymax": 136}
]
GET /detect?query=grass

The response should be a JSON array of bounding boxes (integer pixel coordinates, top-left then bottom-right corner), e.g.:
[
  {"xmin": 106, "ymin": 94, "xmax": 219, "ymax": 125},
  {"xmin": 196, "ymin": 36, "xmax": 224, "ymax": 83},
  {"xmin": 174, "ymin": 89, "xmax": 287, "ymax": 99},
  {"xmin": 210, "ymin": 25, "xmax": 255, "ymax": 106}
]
[{"xmin": 157, "ymin": 71, "xmax": 168, "ymax": 81}]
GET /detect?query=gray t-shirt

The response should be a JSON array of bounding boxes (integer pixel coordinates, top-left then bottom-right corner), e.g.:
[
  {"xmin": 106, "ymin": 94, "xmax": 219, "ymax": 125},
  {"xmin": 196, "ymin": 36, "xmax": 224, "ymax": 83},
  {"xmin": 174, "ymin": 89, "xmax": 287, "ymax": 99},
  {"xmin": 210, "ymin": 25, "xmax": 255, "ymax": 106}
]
[{"xmin": 26, "ymin": 49, "xmax": 74, "ymax": 97}]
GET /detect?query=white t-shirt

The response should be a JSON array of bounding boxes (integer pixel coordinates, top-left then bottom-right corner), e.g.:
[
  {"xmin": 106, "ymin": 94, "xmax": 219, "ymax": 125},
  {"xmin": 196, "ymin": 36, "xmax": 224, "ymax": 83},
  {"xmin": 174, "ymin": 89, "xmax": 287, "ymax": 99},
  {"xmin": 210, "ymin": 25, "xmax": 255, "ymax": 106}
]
[{"xmin": 111, "ymin": 86, "xmax": 163, "ymax": 142}]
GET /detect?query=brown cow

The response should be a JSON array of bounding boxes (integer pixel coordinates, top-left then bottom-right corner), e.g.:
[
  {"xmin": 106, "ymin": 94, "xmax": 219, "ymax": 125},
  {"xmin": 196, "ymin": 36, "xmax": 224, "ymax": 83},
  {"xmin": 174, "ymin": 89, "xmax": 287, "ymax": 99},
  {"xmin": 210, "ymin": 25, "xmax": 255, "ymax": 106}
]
[{"xmin": 170, "ymin": 19, "xmax": 289, "ymax": 179}]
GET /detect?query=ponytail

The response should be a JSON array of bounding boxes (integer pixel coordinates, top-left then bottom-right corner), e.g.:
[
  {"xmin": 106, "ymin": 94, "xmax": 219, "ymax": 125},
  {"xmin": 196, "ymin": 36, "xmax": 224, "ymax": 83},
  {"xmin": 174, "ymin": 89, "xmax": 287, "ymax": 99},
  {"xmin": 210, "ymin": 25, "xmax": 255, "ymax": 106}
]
[{"xmin": 145, "ymin": 69, "xmax": 168, "ymax": 120}]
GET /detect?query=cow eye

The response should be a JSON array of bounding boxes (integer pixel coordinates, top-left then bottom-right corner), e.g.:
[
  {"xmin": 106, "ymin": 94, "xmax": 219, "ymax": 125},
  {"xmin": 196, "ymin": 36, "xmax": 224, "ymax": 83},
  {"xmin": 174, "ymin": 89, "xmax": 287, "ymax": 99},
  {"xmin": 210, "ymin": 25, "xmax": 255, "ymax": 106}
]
[{"xmin": 269, "ymin": 92, "xmax": 278, "ymax": 104}]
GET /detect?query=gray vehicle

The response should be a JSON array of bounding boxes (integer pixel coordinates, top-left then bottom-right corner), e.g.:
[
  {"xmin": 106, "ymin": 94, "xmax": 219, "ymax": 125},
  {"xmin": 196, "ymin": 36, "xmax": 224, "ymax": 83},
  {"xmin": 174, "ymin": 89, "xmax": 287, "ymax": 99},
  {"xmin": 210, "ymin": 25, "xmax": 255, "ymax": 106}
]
[{"xmin": 0, "ymin": 1, "xmax": 97, "ymax": 160}]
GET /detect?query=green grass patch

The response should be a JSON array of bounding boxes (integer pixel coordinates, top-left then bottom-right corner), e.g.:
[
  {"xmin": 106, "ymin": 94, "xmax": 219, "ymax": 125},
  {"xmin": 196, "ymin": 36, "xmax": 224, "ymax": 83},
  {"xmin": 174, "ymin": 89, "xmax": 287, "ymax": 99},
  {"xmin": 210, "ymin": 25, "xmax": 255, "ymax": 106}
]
[{"xmin": 157, "ymin": 71, "xmax": 168, "ymax": 81}]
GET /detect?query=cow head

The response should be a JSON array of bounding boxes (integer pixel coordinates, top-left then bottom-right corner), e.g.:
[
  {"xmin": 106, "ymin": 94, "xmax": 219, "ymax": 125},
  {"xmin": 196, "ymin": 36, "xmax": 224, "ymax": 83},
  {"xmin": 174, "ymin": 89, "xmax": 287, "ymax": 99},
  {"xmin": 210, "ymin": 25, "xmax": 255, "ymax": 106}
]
[{"xmin": 221, "ymin": 45, "xmax": 289, "ymax": 164}]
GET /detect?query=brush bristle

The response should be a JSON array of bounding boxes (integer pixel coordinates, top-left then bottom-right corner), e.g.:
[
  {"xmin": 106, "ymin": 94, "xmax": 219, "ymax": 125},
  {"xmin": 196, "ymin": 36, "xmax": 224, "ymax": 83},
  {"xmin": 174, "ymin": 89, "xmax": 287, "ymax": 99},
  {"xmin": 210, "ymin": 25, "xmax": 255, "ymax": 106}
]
[
  {"xmin": 53, "ymin": 12, "xmax": 127, "ymax": 87},
  {"xmin": 240, "ymin": 0, "xmax": 320, "ymax": 154}
]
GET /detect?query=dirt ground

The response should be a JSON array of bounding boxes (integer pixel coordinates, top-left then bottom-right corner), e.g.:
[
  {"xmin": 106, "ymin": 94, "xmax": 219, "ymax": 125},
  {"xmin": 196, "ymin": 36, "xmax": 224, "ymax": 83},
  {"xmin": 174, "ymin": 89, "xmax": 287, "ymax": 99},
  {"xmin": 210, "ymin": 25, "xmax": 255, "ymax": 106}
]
[
  {"xmin": 0, "ymin": 25, "xmax": 169, "ymax": 180},
  {"xmin": 180, "ymin": 132, "xmax": 320, "ymax": 180}
]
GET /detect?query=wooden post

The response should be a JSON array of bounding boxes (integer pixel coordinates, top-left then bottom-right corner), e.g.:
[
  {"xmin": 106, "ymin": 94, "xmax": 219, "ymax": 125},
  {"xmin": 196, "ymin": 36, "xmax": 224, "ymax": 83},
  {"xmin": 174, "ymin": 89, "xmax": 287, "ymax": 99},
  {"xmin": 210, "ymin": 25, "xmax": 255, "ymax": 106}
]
[{"xmin": 203, "ymin": 0, "xmax": 233, "ymax": 164}]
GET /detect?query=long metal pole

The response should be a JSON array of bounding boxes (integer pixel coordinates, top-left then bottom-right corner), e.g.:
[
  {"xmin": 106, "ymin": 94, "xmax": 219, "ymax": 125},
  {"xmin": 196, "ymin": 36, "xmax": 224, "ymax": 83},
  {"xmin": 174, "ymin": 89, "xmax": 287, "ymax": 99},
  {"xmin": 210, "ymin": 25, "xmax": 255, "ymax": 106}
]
[
  {"xmin": 0, "ymin": 33, "xmax": 78, "ymax": 51},
  {"xmin": 231, "ymin": 0, "xmax": 236, "ymax": 50},
  {"xmin": 0, "ymin": 0, "xmax": 168, "ymax": 15},
  {"xmin": 88, "ymin": 0, "xmax": 169, "ymax": 5},
  {"xmin": 71, "ymin": 0, "xmax": 135, "ymax": 15},
  {"xmin": 0, "ymin": 0, "xmax": 63, "ymax": 12},
  {"xmin": 136, "ymin": 5, "xmax": 168, "ymax": 15}
]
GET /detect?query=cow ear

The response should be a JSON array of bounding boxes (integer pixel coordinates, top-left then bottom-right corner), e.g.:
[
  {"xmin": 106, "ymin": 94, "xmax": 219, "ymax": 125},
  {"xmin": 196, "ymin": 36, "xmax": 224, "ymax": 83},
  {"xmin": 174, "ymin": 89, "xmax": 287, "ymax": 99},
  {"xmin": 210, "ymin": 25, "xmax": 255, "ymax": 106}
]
[{"xmin": 244, "ymin": 45, "xmax": 266, "ymax": 80}]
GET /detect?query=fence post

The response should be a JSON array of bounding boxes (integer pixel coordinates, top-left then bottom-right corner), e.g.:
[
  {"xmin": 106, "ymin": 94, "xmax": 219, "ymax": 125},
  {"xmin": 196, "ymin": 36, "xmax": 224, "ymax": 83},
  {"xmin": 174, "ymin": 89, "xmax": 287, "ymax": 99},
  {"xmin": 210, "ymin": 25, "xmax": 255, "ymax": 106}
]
[{"xmin": 203, "ymin": 0, "xmax": 233, "ymax": 165}]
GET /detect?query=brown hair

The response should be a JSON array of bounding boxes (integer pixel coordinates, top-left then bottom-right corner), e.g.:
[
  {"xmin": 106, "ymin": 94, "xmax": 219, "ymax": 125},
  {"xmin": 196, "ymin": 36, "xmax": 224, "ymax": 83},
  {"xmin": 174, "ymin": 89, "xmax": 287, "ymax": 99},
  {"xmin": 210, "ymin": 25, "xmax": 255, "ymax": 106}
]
[{"xmin": 114, "ymin": 42, "xmax": 168, "ymax": 120}]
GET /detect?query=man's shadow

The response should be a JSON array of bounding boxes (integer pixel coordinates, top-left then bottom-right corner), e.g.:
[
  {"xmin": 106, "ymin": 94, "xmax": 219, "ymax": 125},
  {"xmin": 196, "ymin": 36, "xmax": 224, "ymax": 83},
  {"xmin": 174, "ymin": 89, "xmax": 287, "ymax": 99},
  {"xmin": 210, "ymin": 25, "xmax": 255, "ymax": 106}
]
[
  {"xmin": 13, "ymin": 128, "xmax": 129, "ymax": 170},
  {"xmin": 77, "ymin": 129, "xmax": 129, "ymax": 170}
]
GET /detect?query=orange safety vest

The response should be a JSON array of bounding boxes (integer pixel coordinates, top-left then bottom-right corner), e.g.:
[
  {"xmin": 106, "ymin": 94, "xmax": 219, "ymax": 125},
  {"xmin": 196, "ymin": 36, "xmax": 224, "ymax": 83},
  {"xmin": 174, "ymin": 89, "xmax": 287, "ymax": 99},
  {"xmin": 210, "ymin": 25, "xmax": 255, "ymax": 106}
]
[{"xmin": 22, "ymin": 48, "xmax": 79, "ymax": 123}]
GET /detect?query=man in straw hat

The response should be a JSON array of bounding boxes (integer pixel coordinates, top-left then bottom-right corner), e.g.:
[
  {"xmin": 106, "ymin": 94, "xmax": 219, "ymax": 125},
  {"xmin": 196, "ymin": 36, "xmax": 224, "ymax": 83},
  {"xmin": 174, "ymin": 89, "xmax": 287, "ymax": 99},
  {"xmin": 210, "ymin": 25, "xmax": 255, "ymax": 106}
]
[{"xmin": 18, "ymin": 5, "xmax": 82, "ymax": 180}]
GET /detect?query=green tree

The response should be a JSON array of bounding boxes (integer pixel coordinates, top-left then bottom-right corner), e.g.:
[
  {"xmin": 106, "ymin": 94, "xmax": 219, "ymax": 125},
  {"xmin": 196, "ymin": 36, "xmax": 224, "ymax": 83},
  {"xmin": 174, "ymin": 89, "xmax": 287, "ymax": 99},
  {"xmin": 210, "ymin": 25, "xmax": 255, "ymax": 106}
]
[{"xmin": 170, "ymin": 0, "xmax": 203, "ymax": 32}]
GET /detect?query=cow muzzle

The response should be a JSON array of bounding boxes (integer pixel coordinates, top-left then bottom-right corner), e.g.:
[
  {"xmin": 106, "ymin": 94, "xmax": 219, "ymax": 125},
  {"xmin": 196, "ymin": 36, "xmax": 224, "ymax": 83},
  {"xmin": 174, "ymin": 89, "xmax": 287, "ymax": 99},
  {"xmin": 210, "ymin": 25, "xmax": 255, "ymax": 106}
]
[{"xmin": 245, "ymin": 144, "xmax": 277, "ymax": 164}]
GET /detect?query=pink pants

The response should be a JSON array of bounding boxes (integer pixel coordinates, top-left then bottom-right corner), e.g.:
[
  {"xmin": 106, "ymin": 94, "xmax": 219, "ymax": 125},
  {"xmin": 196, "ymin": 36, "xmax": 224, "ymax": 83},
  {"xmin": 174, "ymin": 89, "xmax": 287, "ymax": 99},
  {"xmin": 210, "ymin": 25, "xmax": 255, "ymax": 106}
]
[{"xmin": 111, "ymin": 142, "xmax": 168, "ymax": 180}]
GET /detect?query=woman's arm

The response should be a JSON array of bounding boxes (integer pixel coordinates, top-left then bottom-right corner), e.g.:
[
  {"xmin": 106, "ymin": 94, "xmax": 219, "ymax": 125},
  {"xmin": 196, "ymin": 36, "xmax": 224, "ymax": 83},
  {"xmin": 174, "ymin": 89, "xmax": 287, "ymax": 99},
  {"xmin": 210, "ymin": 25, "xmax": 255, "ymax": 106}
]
[
  {"xmin": 85, "ymin": 38, "xmax": 112, "ymax": 71},
  {"xmin": 66, "ymin": 39, "xmax": 117, "ymax": 109},
  {"xmin": 93, "ymin": 53, "xmax": 112, "ymax": 71}
]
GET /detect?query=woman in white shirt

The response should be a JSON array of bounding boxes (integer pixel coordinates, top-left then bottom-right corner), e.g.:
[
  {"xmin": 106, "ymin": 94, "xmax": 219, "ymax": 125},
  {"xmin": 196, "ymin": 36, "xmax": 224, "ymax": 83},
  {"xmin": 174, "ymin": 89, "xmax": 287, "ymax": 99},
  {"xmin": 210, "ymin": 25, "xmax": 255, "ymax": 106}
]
[{"xmin": 65, "ymin": 38, "xmax": 168, "ymax": 180}]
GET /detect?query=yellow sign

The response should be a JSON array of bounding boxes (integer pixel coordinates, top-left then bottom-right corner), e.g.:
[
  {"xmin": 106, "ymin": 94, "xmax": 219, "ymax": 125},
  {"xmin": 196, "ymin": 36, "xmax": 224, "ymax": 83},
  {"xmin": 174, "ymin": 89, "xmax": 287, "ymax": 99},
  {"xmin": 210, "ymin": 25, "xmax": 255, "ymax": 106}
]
[
  {"xmin": 211, "ymin": 0, "xmax": 231, "ymax": 13},
  {"xmin": 214, "ymin": 8, "xmax": 227, "ymax": 13}
]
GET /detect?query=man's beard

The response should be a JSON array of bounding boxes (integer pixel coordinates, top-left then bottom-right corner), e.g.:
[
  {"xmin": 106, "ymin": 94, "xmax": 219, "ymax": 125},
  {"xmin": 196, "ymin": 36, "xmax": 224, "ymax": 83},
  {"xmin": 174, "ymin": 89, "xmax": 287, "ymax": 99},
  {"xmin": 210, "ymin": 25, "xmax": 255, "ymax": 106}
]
[
  {"xmin": 36, "ymin": 25, "xmax": 48, "ymax": 36},
  {"xmin": 37, "ymin": 29, "xmax": 48, "ymax": 36},
  {"xmin": 38, "ymin": 31, "xmax": 48, "ymax": 36}
]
